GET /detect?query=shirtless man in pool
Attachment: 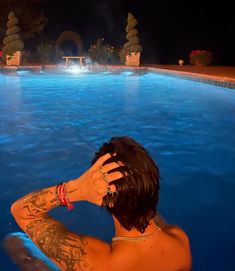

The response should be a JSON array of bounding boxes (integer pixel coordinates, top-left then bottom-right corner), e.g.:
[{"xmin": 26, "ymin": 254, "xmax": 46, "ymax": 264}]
[{"xmin": 10, "ymin": 136, "xmax": 192, "ymax": 271}]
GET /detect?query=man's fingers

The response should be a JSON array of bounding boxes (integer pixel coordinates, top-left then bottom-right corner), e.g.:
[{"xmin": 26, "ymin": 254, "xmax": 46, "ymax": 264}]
[
  {"xmin": 97, "ymin": 170, "xmax": 124, "ymax": 188},
  {"xmin": 108, "ymin": 184, "xmax": 117, "ymax": 193},
  {"xmin": 106, "ymin": 171, "xmax": 124, "ymax": 183},
  {"xmin": 97, "ymin": 184, "xmax": 116, "ymax": 196},
  {"xmin": 101, "ymin": 162, "xmax": 120, "ymax": 173},
  {"xmin": 93, "ymin": 153, "xmax": 112, "ymax": 170}
]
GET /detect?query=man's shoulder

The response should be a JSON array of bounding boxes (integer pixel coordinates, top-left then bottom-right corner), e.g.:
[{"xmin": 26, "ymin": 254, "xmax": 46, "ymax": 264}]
[
  {"xmin": 162, "ymin": 224, "xmax": 190, "ymax": 247},
  {"xmin": 163, "ymin": 225, "xmax": 189, "ymax": 238},
  {"xmin": 162, "ymin": 225, "xmax": 192, "ymax": 270}
]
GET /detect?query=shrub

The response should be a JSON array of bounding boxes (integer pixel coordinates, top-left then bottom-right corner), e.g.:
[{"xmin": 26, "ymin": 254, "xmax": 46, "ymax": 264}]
[
  {"xmin": 120, "ymin": 12, "xmax": 143, "ymax": 64},
  {"xmin": 21, "ymin": 50, "xmax": 38, "ymax": 64},
  {"xmin": 37, "ymin": 42, "xmax": 56, "ymax": 63},
  {"xmin": 189, "ymin": 50, "xmax": 213, "ymax": 66},
  {"xmin": 2, "ymin": 12, "xmax": 24, "ymax": 60},
  {"xmin": 88, "ymin": 38, "xmax": 119, "ymax": 64}
]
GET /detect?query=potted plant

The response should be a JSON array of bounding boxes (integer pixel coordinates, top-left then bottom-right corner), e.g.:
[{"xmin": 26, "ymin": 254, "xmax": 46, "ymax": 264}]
[
  {"xmin": 189, "ymin": 50, "xmax": 213, "ymax": 66},
  {"xmin": 120, "ymin": 12, "xmax": 143, "ymax": 67},
  {"xmin": 2, "ymin": 12, "xmax": 24, "ymax": 66}
]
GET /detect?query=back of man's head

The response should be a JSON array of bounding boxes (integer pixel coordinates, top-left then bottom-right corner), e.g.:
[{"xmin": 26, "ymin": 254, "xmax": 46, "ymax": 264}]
[{"xmin": 92, "ymin": 136, "xmax": 160, "ymax": 233}]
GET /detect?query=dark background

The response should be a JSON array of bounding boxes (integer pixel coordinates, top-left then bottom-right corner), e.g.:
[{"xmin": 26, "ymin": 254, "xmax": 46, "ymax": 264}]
[
  {"xmin": 43, "ymin": 0, "xmax": 235, "ymax": 65},
  {"xmin": 0, "ymin": 0, "xmax": 234, "ymax": 65}
]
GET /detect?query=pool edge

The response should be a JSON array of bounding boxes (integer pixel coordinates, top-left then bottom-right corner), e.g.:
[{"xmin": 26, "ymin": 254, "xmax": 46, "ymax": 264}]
[{"xmin": 1, "ymin": 64, "xmax": 235, "ymax": 89}]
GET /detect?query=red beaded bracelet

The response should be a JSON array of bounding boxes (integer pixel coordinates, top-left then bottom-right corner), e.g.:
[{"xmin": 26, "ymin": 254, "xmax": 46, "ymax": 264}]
[{"xmin": 56, "ymin": 183, "xmax": 74, "ymax": 210}]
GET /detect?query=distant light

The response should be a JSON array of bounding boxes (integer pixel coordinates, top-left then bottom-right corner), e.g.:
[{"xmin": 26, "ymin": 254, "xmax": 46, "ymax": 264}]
[{"xmin": 178, "ymin": 59, "xmax": 184, "ymax": 66}]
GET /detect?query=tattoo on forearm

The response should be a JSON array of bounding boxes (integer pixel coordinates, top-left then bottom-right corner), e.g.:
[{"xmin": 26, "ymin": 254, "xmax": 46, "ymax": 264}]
[
  {"xmin": 26, "ymin": 218, "xmax": 92, "ymax": 271},
  {"xmin": 21, "ymin": 189, "xmax": 59, "ymax": 217},
  {"xmin": 18, "ymin": 188, "xmax": 93, "ymax": 270}
]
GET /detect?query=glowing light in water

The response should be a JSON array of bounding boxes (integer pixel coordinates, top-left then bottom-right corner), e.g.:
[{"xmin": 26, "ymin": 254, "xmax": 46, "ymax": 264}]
[
  {"xmin": 63, "ymin": 64, "xmax": 89, "ymax": 74},
  {"xmin": 16, "ymin": 70, "xmax": 30, "ymax": 76},
  {"xmin": 121, "ymin": 71, "xmax": 134, "ymax": 76}
]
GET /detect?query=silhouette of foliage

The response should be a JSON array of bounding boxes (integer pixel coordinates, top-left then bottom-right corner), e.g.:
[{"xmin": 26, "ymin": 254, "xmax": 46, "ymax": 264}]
[
  {"xmin": 2, "ymin": 12, "xmax": 24, "ymax": 60},
  {"xmin": 0, "ymin": 0, "xmax": 47, "ymax": 42},
  {"xmin": 120, "ymin": 12, "xmax": 143, "ymax": 64}
]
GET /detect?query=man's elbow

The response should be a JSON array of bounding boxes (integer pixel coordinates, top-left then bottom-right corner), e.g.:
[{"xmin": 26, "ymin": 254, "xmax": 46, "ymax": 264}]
[
  {"xmin": 11, "ymin": 201, "xmax": 21, "ymax": 222},
  {"xmin": 10, "ymin": 201, "xmax": 28, "ymax": 232}
]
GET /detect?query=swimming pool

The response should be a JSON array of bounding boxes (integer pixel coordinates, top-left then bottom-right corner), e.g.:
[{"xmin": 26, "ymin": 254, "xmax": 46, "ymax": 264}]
[{"xmin": 0, "ymin": 69, "xmax": 235, "ymax": 270}]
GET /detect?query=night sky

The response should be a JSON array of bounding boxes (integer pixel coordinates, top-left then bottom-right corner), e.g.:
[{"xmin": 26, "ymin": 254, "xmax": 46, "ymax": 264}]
[
  {"xmin": 30, "ymin": 0, "xmax": 235, "ymax": 65},
  {"xmin": 42, "ymin": 0, "xmax": 235, "ymax": 65}
]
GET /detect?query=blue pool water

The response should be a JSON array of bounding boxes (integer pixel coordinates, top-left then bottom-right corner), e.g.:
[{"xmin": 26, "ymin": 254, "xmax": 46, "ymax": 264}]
[{"xmin": 0, "ymin": 70, "xmax": 235, "ymax": 270}]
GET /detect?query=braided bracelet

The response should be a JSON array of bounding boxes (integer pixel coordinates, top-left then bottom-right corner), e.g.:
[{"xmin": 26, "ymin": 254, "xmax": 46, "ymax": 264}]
[{"xmin": 56, "ymin": 183, "xmax": 74, "ymax": 210}]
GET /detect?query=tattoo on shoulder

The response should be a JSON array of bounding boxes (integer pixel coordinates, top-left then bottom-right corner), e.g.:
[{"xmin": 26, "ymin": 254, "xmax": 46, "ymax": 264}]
[{"xmin": 26, "ymin": 218, "xmax": 94, "ymax": 271}]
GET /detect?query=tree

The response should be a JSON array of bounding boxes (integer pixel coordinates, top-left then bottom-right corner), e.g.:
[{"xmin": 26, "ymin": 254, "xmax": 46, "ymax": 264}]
[
  {"xmin": 0, "ymin": 0, "xmax": 47, "ymax": 42},
  {"xmin": 120, "ymin": 12, "xmax": 143, "ymax": 64},
  {"xmin": 2, "ymin": 12, "xmax": 24, "ymax": 60},
  {"xmin": 88, "ymin": 38, "xmax": 119, "ymax": 64}
]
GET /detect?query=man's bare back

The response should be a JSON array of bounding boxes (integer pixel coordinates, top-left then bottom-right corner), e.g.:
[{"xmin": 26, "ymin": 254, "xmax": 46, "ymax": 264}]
[
  {"xmin": 4, "ymin": 219, "xmax": 191, "ymax": 271},
  {"xmin": 108, "ymin": 224, "xmax": 191, "ymax": 271}
]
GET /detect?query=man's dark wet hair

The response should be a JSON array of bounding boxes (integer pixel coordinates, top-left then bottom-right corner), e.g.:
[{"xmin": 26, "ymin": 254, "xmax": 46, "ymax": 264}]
[{"xmin": 91, "ymin": 136, "xmax": 160, "ymax": 233}]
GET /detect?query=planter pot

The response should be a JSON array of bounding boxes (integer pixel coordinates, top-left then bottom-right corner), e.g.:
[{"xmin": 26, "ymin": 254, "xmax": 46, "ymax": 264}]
[
  {"xmin": 6, "ymin": 51, "xmax": 22, "ymax": 66},
  {"xmin": 125, "ymin": 52, "xmax": 141, "ymax": 67}
]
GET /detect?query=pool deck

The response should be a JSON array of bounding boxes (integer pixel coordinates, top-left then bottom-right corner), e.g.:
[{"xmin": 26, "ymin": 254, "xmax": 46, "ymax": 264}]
[
  {"xmin": 145, "ymin": 64, "xmax": 235, "ymax": 89},
  {"xmin": 1, "ymin": 63, "xmax": 235, "ymax": 89},
  {"xmin": 105, "ymin": 64, "xmax": 235, "ymax": 89}
]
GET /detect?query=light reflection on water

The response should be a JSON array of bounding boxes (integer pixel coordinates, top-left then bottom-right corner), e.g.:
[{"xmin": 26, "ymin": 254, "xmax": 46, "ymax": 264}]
[{"xmin": 0, "ymin": 70, "xmax": 235, "ymax": 270}]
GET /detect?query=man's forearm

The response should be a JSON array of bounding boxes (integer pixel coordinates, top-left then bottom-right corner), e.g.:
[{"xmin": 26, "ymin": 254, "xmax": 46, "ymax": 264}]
[
  {"xmin": 10, "ymin": 184, "xmax": 92, "ymax": 271},
  {"xmin": 11, "ymin": 179, "xmax": 83, "ymax": 232},
  {"xmin": 11, "ymin": 186, "xmax": 60, "ymax": 223}
]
